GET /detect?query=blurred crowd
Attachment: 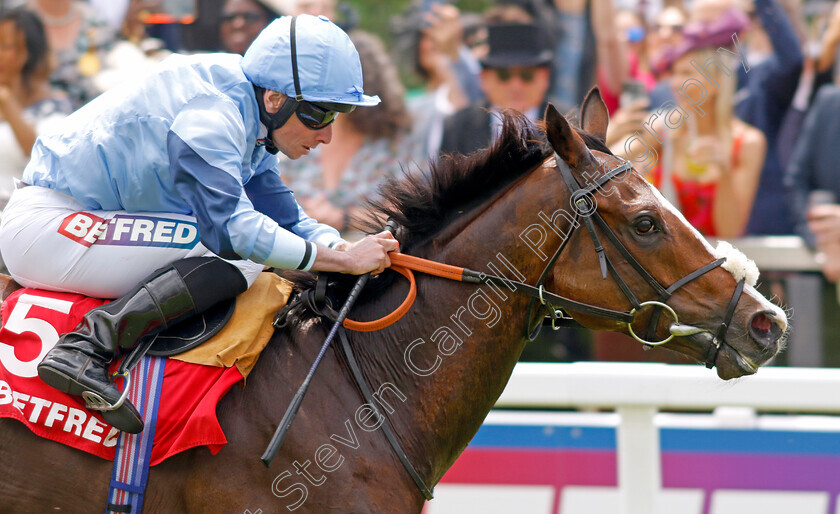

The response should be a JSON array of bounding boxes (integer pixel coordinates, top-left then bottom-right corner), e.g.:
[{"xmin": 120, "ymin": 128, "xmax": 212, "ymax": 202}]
[{"xmin": 3, "ymin": 0, "xmax": 840, "ymax": 280}]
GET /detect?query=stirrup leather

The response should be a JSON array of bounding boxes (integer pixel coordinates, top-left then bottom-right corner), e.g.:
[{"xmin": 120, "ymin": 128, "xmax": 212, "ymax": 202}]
[{"xmin": 81, "ymin": 370, "xmax": 131, "ymax": 411}]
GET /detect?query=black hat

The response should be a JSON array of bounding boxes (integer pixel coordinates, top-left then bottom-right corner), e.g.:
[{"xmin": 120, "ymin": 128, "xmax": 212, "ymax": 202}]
[{"xmin": 479, "ymin": 22, "xmax": 554, "ymax": 69}]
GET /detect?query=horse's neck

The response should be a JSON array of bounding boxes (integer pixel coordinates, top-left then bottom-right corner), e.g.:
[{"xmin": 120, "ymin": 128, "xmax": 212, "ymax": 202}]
[{"xmin": 356, "ymin": 163, "xmax": 570, "ymax": 485}]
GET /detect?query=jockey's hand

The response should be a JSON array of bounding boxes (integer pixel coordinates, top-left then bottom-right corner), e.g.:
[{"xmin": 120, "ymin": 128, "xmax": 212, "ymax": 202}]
[
  {"xmin": 341, "ymin": 231, "xmax": 399, "ymax": 275},
  {"xmin": 311, "ymin": 231, "xmax": 399, "ymax": 275}
]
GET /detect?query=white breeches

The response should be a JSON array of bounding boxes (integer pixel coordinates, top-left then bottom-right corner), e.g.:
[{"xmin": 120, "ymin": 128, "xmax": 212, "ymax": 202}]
[{"xmin": 0, "ymin": 184, "xmax": 264, "ymax": 299}]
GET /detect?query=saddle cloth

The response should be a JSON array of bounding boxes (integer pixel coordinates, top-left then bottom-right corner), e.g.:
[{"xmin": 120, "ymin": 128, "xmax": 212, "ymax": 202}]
[{"xmin": 0, "ymin": 273, "xmax": 292, "ymax": 465}]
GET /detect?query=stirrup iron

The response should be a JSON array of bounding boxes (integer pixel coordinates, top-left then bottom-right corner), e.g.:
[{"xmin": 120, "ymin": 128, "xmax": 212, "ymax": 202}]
[{"xmin": 81, "ymin": 370, "xmax": 131, "ymax": 411}]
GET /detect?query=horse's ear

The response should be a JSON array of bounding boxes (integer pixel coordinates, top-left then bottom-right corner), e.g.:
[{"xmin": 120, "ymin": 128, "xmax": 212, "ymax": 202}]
[
  {"xmin": 580, "ymin": 87, "xmax": 609, "ymax": 142},
  {"xmin": 545, "ymin": 103, "xmax": 589, "ymax": 168}
]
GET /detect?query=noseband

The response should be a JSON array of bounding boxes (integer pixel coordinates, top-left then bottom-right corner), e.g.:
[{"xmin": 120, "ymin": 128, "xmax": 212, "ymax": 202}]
[
  {"xmin": 517, "ymin": 154, "xmax": 746, "ymax": 369},
  {"xmin": 268, "ymin": 153, "xmax": 748, "ymax": 503}
]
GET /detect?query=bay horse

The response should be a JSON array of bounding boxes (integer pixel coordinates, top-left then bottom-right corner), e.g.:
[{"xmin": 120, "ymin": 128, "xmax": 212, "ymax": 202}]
[{"xmin": 0, "ymin": 90, "xmax": 786, "ymax": 513}]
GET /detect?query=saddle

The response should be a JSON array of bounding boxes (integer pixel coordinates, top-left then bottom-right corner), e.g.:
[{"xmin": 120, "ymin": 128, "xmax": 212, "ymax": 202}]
[
  {"xmin": 0, "ymin": 274, "xmax": 235, "ymax": 357},
  {"xmin": 0, "ymin": 271, "xmax": 292, "ymax": 470}
]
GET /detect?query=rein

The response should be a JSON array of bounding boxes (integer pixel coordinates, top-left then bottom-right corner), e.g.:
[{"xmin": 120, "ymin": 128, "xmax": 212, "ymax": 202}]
[
  {"xmin": 341, "ymin": 154, "xmax": 742, "ymax": 365},
  {"xmin": 339, "ymin": 252, "xmax": 634, "ymax": 332},
  {"xmin": 271, "ymin": 152, "xmax": 749, "ymax": 502}
]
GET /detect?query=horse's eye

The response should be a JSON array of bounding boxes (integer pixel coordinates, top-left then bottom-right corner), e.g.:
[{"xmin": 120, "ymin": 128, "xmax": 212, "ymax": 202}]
[{"xmin": 635, "ymin": 218, "xmax": 656, "ymax": 235}]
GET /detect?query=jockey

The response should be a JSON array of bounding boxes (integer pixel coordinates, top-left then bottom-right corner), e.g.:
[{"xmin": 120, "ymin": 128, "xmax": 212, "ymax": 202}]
[{"xmin": 0, "ymin": 15, "xmax": 398, "ymax": 434}]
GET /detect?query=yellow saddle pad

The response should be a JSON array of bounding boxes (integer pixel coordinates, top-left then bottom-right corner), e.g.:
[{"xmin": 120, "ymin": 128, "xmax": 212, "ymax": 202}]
[{"xmin": 172, "ymin": 273, "xmax": 293, "ymax": 379}]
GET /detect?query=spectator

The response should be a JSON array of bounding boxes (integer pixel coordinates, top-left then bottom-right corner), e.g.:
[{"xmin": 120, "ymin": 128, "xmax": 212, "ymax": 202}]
[
  {"xmin": 439, "ymin": 20, "xmax": 567, "ymax": 156},
  {"xmin": 89, "ymin": 0, "xmax": 174, "ymax": 93},
  {"xmin": 816, "ymin": 0, "xmax": 840, "ymax": 77},
  {"xmin": 281, "ymin": 31, "xmax": 420, "ymax": 237},
  {"xmin": 26, "ymin": 0, "xmax": 117, "ymax": 108},
  {"xmin": 495, "ymin": 0, "xmax": 622, "ymax": 108},
  {"xmin": 734, "ymin": 0, "xmax": 804, "ymax": 235},
  {"xmin": 283, "ymin": 0, "xmax": 362, "ymax": 32},
  {"xmin": 393, "ymin": 1, "xmax": 473, "ymax": 159},
  {"xmin": 649, "ymin": 6, "xmax": 687, "ymax": 76},
  {"xmin": 291, "ymin": 0, "xmax": 335, "ymax": 19},
  {"xmin": 0, "ymin": 8, "xmax": 71, "ymax": 209},
  {"xmin": 219, "ymin": 0, "xmax": 284, "ymax": 55},
  {"xmin": 616, "ymin": 9, "xmax": 766, "ymax": 238},
  {"xmin": 88, "ymin": 0, "xmax": 130, "ymax": 35},
  {"xmin": 598, "ymin": 8, "xmax": 650, "ymax": 112},
  {"xmin": 546, "ymin": 0, "xmax": 588, "ymax": 107},
  {"xmin": 784, "ymin": 85, "xmax": 840, "ymax": 281},
  {"xmin": 574, "ymin": 0, "xmax": 629, "ymax": 112},
  {"xmin": 646, "ymin": 6, "xmax": 686, "ymax": 108},
  {"xmin": 606, "ymin": 6, "xmax": 689, "ymax": 152},
  {"xmin": 119, "ymin": 0, "xmax": 153, "ymax": 45},
  {"xmin": 616, "ymin": 9, "xmax": 653, "ymax": 85},
  {"xmin": 179, "ymin": 0, "xmax": 227, "ymax": 52},
  {"xmin": 775, "ymin": 0, "xmax": 840, "ymax": 169},
  {"xmin": 599, "ymin": 2, "xmax": 765, "ymax": 367}
]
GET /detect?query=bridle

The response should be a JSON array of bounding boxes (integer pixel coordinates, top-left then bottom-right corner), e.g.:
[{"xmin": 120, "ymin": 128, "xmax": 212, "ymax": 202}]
[
  {"xmin": 333, "ymin": 152, "xmax": 750, "ymax": 365},
  {"xmin": 329, "ymin": 152, "xmax": 747, "ymax": 367},
  {"xmin": 512, "ymin": 153, "xmax": 747, "ymax": 369},
  {"xmin": 269, "ymin": 151, "xmax": 749, "ymax": 502},
  {"xmin": 371, "ymin": 152, "xmax": 746, "ymax": 497}
]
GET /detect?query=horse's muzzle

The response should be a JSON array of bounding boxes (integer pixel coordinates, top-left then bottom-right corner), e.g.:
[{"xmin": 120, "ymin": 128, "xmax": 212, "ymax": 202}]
[{"xmin": 668, "ymin": 308, "xmax": 787, "ymax": 380}]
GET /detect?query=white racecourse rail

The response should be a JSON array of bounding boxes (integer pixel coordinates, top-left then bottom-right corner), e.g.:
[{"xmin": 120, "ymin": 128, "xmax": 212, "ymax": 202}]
[{"xmin": 491, "ymin": 362, "xmax": 840, "ymax": 514}]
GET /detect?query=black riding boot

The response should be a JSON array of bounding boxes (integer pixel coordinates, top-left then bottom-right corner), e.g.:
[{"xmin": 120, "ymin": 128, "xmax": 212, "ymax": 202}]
[{"xmin": 37, "ymin": 257, "xmax": 247, "ymax": 433}]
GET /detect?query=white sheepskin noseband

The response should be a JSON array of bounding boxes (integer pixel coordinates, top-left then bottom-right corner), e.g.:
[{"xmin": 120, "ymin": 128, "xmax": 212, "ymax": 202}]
[{"xmin": 714, "ymin": 240, "xmax": 759, "ymax": 287}]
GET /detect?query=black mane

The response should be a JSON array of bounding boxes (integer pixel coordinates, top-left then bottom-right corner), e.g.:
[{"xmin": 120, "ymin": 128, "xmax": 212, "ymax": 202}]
[
  {"xmin": 365, "ymin": 110, "xmax": 552, "ymax": 251},
  {"xmin": 278, "ymin": 109, "xmax": 612, "ymax": 325},
  {"xmin": 364, "ymin": 110, "xmax": 612, "ymax": 251}
]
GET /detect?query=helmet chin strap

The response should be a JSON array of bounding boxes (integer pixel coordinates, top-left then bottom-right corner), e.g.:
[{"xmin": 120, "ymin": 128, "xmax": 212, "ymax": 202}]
[
  {"xmin": 254, "ymin": 15, "xmax": 305, "ymax": 155},
  {"xmin": 254, "ymin": 84, "xmax": 298, "ymax": 155}
]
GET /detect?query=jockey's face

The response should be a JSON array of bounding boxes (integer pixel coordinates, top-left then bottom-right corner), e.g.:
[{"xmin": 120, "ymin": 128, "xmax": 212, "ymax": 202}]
[
  {"xmin": 265, "ymin": 93, "xmax": 333, "ymax": 159},
  {"xmin": 272, "ymin": 113, "xmax": 333, "ymax": 159}
]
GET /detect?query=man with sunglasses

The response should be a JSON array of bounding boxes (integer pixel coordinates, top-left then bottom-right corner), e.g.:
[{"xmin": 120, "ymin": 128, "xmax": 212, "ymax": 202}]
[
  {"xmin": 0, "ymin": 15, "xmax": 397, "ymax": 434},
  {"xmin": 440, "ymin": 21, "xmax": 568, "ymax": 156}
]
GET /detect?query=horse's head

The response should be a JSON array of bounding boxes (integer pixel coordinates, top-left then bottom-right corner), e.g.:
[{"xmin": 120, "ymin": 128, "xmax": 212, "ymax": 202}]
[{"xmin": 542, "ymin": 88, "xmax": 787, "ymax": 379}]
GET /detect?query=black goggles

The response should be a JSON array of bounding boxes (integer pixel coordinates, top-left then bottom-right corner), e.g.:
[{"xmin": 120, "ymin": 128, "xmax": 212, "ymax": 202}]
[{"xmin": 295, "ymin": 101, "xmax": 355, "ymax": 130}]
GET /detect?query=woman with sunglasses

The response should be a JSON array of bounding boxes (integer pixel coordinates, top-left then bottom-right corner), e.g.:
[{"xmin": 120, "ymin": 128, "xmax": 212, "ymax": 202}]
[{"xmin": 0, "ymin": 15, "xmax": 398, "ymax": 434}]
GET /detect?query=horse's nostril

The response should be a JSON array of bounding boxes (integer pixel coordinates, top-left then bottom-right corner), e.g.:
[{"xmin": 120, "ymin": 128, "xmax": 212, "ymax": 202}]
[
  {"xmin": 751, "ymin": 312, "xmax": 772, "ymax": 333},
  {"xmin": 749, "ymin": 311, "xmax": 781, "ymax": 344}
]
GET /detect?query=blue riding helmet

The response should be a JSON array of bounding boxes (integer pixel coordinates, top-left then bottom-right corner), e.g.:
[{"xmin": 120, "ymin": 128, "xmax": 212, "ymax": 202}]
[{"xmin": 241, "ymin": 14, "xmax": 380, "ymax": 107}]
